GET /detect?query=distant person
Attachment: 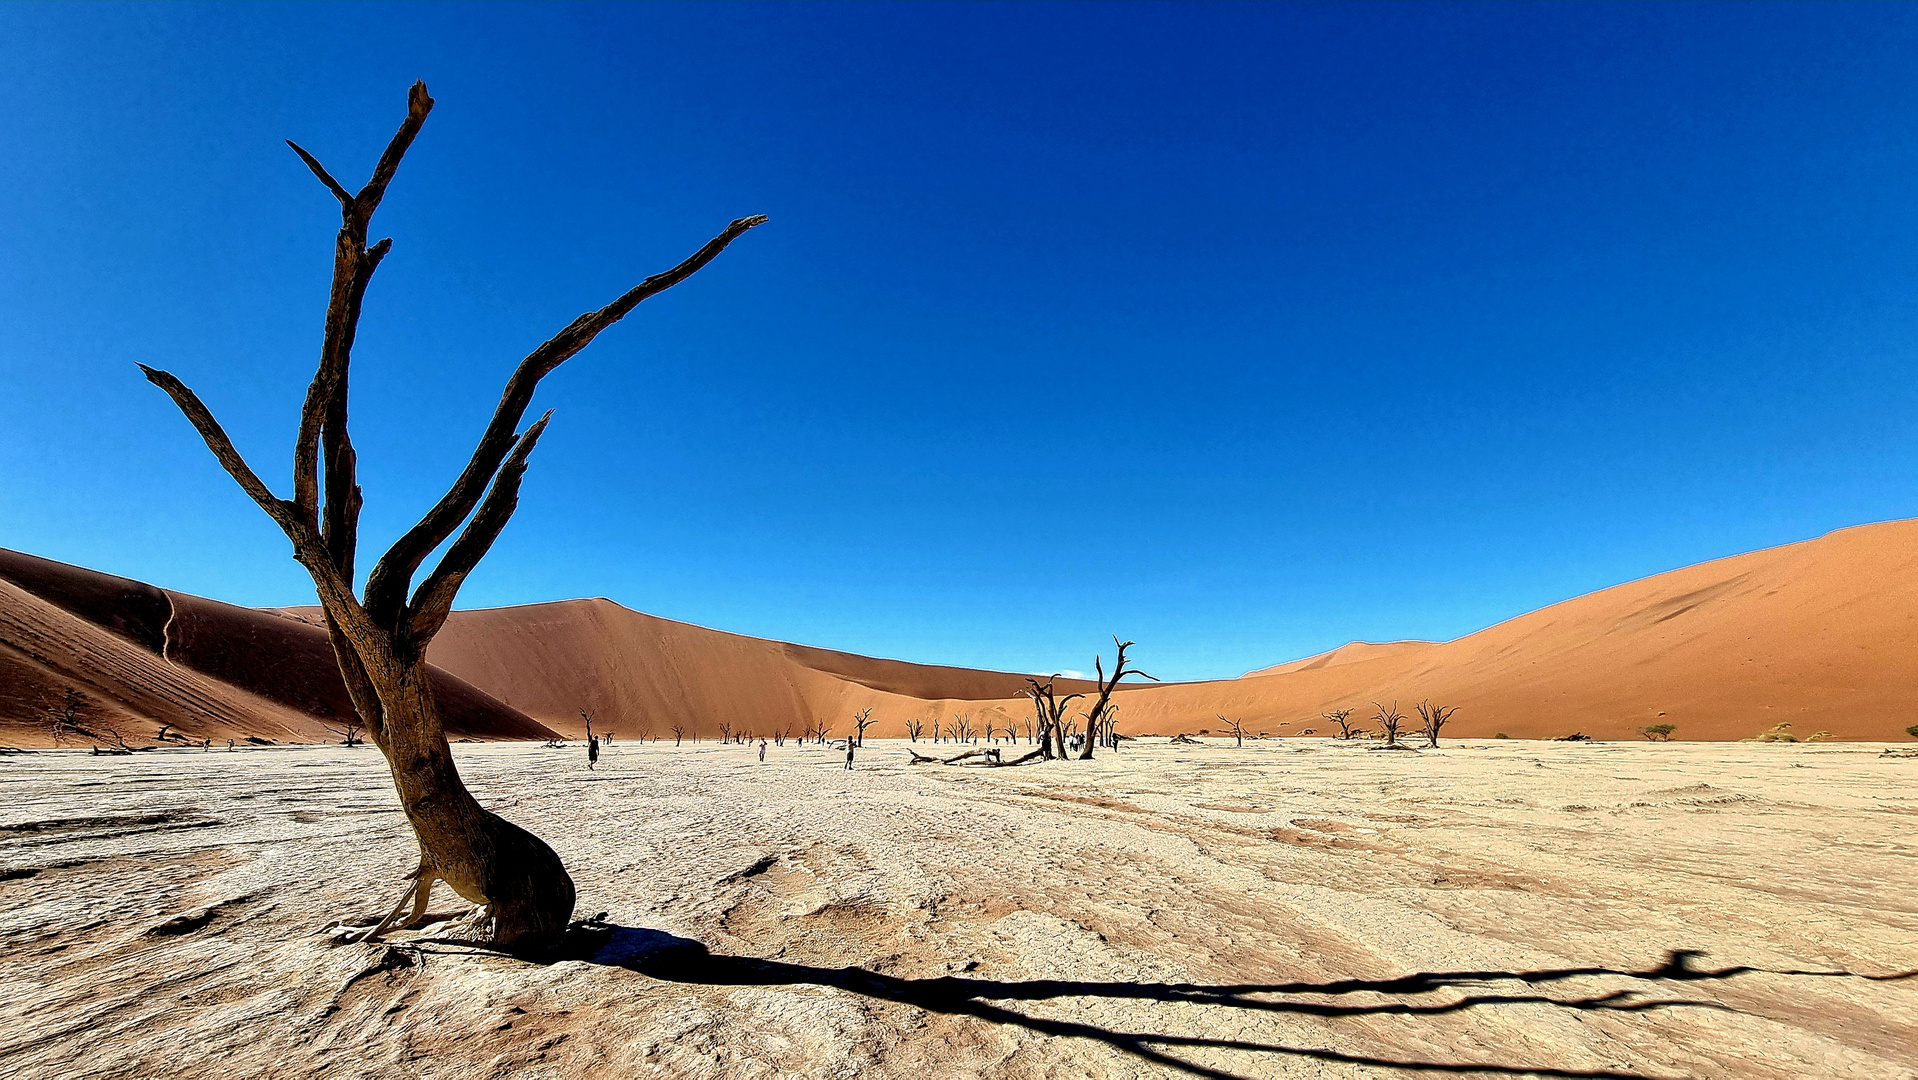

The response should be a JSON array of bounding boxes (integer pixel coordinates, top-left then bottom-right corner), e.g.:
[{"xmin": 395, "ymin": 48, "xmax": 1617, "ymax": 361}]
[
  {"xmin": 758, "ymin": 739, "xmax": 767, "ymax": 763},
  {"xmin": 588, "ymin": 734, "xmax": 600, "ymax": 770},
  {"xmin": 845, "ymin": 739, "xmax": 855, "ymax": 770}
]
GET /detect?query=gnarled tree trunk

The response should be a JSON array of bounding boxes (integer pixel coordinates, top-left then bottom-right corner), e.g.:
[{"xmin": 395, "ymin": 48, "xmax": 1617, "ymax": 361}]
[{"xmin": 141, "ymin": 82, "xmax": 763, "ymax": 948}]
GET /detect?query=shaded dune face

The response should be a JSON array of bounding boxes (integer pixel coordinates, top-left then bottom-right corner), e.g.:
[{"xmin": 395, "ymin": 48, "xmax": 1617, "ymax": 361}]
[
  {"xmin": 6, "ymin": 517, "xmax": 1918, "ymax": 745},
  {"xmin": 0, "ymin": 548, "xmax": 555, "ymax": 747}
]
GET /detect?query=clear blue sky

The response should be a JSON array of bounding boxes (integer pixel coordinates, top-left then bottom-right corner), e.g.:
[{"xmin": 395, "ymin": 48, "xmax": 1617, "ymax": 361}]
[{"xmin": 3, "ymin": 3, "xmax": 1916, "ymax": 681}]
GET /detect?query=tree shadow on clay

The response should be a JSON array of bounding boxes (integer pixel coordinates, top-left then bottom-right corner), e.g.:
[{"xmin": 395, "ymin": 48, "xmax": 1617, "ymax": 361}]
[{"xmin": 563, "ymin": 928, "xmax": 1916, "ymax": 1080}]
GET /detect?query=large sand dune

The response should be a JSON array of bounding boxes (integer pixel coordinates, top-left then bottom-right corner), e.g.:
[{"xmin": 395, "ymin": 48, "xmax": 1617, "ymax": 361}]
[
  {"xmin": 0, "ymin": 549, "xmax": 557, "ymax": 747},
  {"xmin": 416, "ymin": 519, "xmax": 1918, "ymax": 743},
  {"xmin": 6, "ymin": 518, "xmax": 1918, "ymax": 745}
]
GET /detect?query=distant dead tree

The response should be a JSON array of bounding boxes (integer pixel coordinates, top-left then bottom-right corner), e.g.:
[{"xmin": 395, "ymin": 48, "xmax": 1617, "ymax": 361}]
[
  {"xmin": 951, "ymin": 713, "xmax": 975, "ymax": 744},
  {"xmin": 1414, "ymin": 701, "xmax": 1458, "ymax": 748},
  {"xmin": 1077, "ymin": 639, "xmax": 1158, "ymax": 760},
  {"xmin": 813, "ymin": 717, "xmax": 835, "ymax": 744},
  {"xmin": 41, "ymin": 688, "xmax": 93, "ymax": 746},
  {"xmin": 1219, "ymin": 715, "xmax": 1246, "ymax": 747},
  {"xmin": 325, "ymin": 716, "xmax": 367, "ymax": 747},
  {"xmin": 1323, "ymin": 709, "xmax": 1357, "ymax": 739},
  {"xmin": 1372, "ymin": 701, "xmax": 1406, "ymax": 747},
  {"xmin": 716, "ymin": 720, "xmax": 733, "ymax": 744},
  {"xmin": 853, "ymin": 708, "xmax": 876, "ymax": 747},
  {"xmin": 671, "ymin": 722, "xmax": 686, "ymax": 747},
  {"xmin": 1639, "ymin": 724, "xmax": 1677, "ymax": 742},
  {"xmin": 905, "ymin": 717, "xmax": 924, "ymax": 742},
  {"xmin": 1021, "ymin": 717, "xmax": 1035, "ymax": 744},
  {"xmin": 138, "ymin": 83, "xmax": 762, "ymax": 947}
]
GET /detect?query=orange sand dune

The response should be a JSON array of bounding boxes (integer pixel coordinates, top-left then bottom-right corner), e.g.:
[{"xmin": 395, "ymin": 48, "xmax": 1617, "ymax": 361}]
[
  {"xmin": 1041, "ymin": 519, "xmax": 1918, "ymax": 742},
  {"xmin": 7, "ymin": 518, "xmax": 1917, "ymax": 745},
  {"xmin": 0, "ymin": 549, "xmax": 557, "ymax": 747},
  {"xmin": 1242, "ymin": 639, "xmax": 1438, "ymax": 678},
  {"xmin": 421, "ymin": 519, "xmax": 1918, "ymax": 743}
]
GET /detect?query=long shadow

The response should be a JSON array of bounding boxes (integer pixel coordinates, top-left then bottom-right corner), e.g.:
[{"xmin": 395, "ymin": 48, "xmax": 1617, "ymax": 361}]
[{"xmin": 556, "ymin": 926, "xmax": 1915, "ymax": 1080}]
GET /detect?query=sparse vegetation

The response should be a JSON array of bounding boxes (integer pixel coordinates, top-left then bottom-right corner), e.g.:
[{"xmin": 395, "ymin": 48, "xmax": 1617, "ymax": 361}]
[{"xmin": 1639, "ymin": 723, "xmax": 1677, "ymax": 742}]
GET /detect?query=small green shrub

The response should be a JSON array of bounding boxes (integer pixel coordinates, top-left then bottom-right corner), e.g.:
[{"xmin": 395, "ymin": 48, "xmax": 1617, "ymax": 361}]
[
  {"xmin": 1639, "ymin": 724, "xmax": 1677, "ymax": 742},
  {"xmin": 1906, "ymin": 724, "xmax": 1918, "ymax": 740}
]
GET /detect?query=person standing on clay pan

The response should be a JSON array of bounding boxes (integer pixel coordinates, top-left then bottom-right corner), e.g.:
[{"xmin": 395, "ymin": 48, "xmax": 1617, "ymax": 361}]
[
  {"xmin": 758, "ymin": 738, "xmax": 767, "ymax": 763},
  {"xmin": 844, "ymin": 738, "xmax": 855, "ymax": 770},
  {"xmin": 588, "ymin": 733, "xmax": 600, "ymax": 770}
]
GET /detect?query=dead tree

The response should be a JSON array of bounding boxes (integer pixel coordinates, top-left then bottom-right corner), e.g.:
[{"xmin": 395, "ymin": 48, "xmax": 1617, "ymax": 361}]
[
  {"xmin": 1415, "ymin": 701, "xmax": 1458, "ymax": 748},
  {"xmin": 950, "ymin": 712, "xmax": 975, "ymax": 744},
  {"xmin": 42, "ymin": 688, "xmax": 93, "ymax": 746},
  {"xmin": 1372, "ymin": 701, "xmax": 1406, "ymax": 746},
  {"xmin": 905, "ymin": 717, "xmax": 924, "ymax": 742},
  {"xmin": 1077, "ymin": 638, "xmax": 1158, "ymax": 759},
  {"xmin": 813, "ymin": 718, "xmax": 835, "ymax": 744},
  {"xmin": 716, "ymin": 720, "xmax": 733, "ymax": 744},
  {"xmin": 325, "ymin": 716, "xmax": 367, "ymax": 747},
  {"xmin": 1024, "ymin": 676, "xmax": 1084, "ymax": 760},
  {"xmin": 1218, "ymin": 715, "xmax": 1246, "ymax": 747},
  {"xmin": 1322, "ymin": 708, "xmax": 1357, "ymax": 739},
  {"xmin": 671, "ymin": 723, "xmax": 686, "ymax": 747},
  {"xmin": 852, "ymin": 708, "xmax": 876, "ymax": 747},
  {"xmin": 140, "ymin": 84, "xmax": 760, "ymax": 947}
]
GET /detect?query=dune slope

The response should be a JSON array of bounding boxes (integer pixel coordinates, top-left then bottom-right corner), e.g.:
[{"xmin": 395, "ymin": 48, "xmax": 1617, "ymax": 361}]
[{"xmin": 0, "ymin": 549, "xmax": 556, "ymax": 747}]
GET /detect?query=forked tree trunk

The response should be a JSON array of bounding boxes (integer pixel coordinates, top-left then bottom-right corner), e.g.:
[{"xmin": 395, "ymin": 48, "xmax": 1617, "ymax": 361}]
[
  {"xmin": 1076, "ymin": 638, "xmax": 1157, "ymax": 760},
  {"xmin": 141, "ymin": 82, "xmax": 762, "ymax": 948}
]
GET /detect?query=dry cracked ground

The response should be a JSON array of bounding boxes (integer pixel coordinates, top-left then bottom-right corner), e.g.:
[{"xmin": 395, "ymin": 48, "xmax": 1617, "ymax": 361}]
[{"xmin": 1, "ymin": 738, "xmax": 1914, "ymax": 1079}]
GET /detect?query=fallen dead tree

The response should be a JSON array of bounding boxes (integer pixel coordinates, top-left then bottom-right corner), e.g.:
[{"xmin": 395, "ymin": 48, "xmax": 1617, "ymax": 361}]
[{"xmin": 905, "ymin": 747, "xmax": 1049, "ymax": 767}]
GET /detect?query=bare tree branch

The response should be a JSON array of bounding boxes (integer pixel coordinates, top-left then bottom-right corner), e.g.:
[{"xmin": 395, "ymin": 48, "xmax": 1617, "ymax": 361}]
[
  {"xmin": 286, "ymin": 140, "xmax": 352, "ymax": 205},
  {"xmin": 138, "ymin": 364, "xmax": 378, "ymax": 642},
  {"xmin": 405, "ymin": 412, "xmax": 552, "ymax": 650},
  {"xmin": 363, "ymin": 212, "xmax": 770, "ymax": 631},
  {"xmin": 293, "ymin": 81, "xmax": 433, "ymax": 534}
]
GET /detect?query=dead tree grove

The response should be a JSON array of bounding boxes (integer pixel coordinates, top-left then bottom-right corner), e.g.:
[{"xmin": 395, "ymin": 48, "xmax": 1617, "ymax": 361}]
[
  {"xmin": 140, "ymin": 83, "xmax": 764, "ymax": 948},
  {"xmin": 1024, "ymin": 674, "xmax": 1084, "ymax": 760}
]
